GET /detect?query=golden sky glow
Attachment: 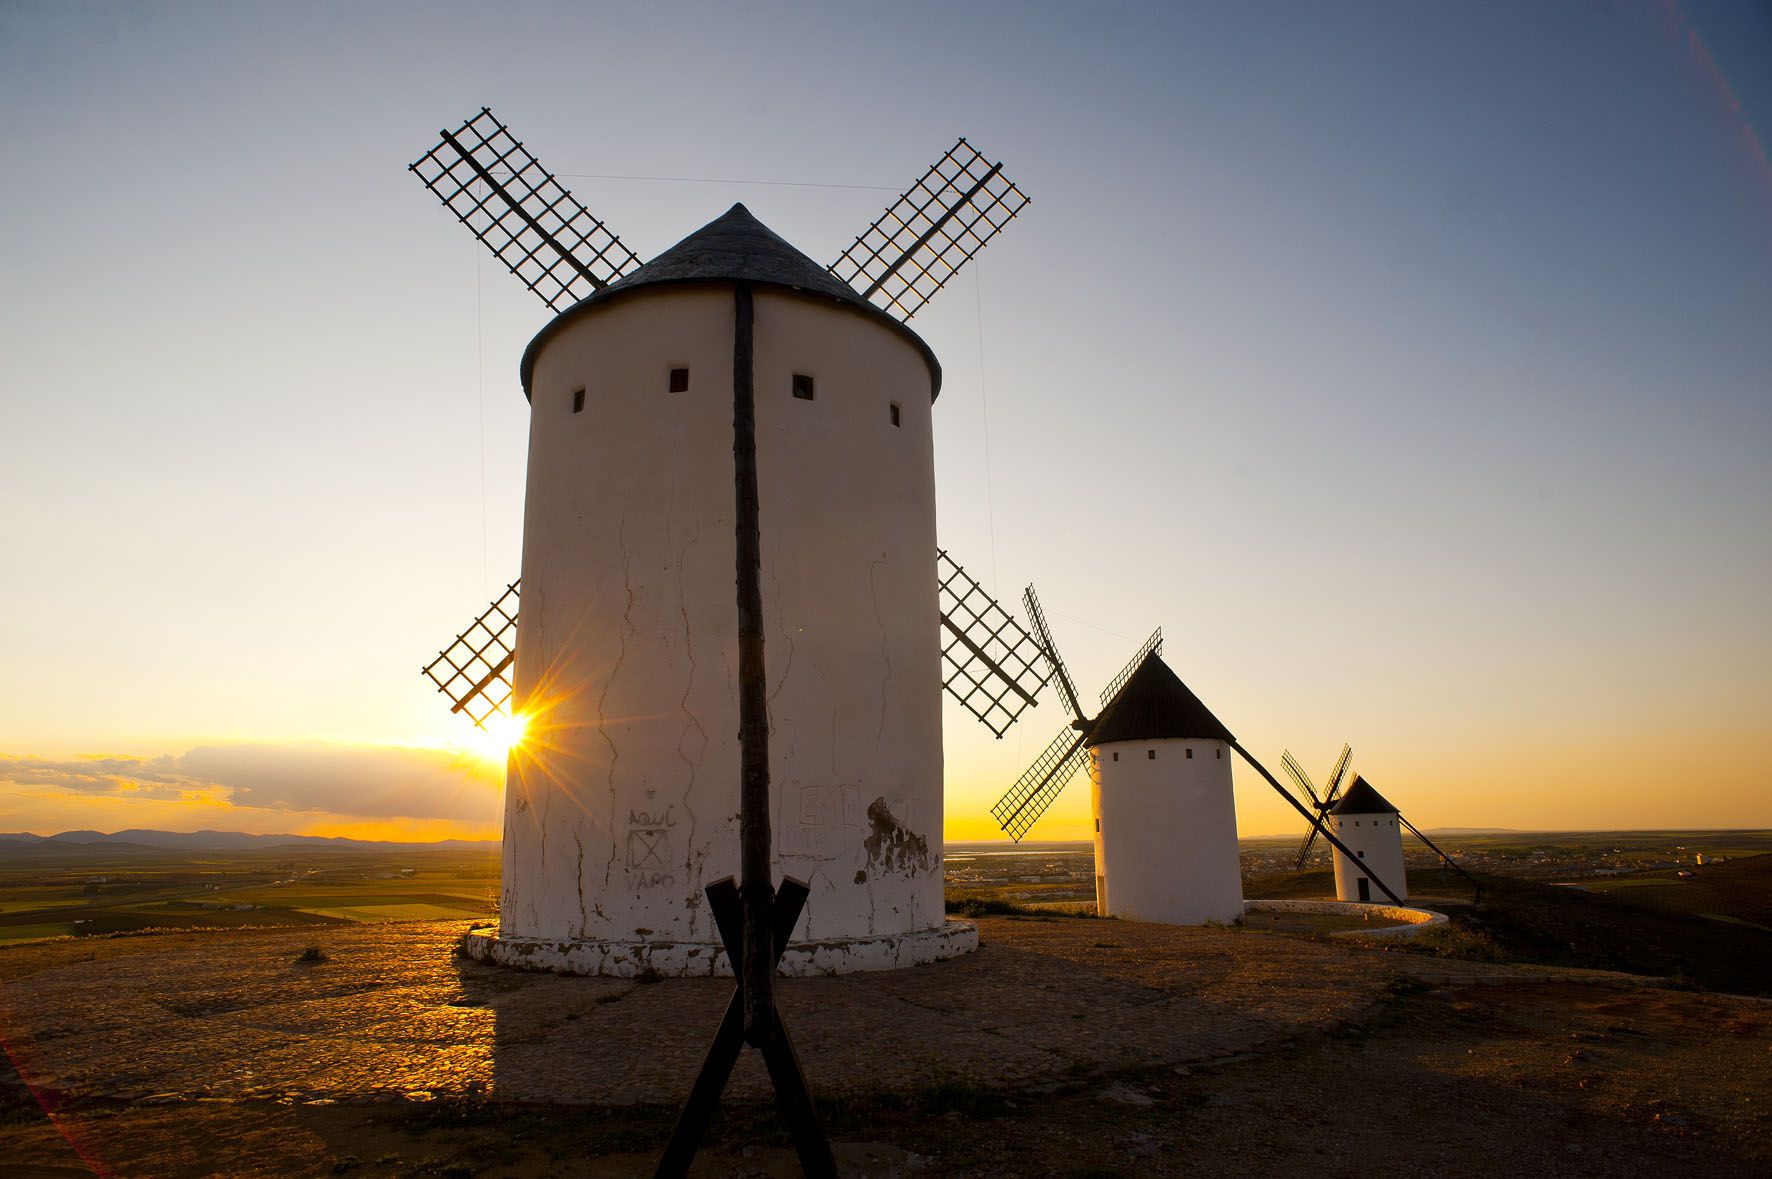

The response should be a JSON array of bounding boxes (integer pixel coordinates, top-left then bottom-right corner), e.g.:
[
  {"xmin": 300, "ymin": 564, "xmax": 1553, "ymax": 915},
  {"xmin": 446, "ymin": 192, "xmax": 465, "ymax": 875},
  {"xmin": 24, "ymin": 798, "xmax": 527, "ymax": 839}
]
[{"xmin": 2, "ymin": 3, "xmax": 1769, "ymax": 842}]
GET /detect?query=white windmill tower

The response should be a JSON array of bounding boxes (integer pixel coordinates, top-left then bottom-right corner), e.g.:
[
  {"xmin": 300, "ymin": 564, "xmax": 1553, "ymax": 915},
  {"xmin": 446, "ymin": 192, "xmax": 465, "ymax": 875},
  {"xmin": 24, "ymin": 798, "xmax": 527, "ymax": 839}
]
[
  {"xmin": 1085, "ymin": 652, "xmax": 1244, "ymax": 925},
  {"xmin": 1276, "ymin": 745, "xmax": 1481, "ymax": 903},
  {"xmin": 407, "ymin": 110, "xmax": 1048, "ymax": 978},
  {"xmin": 992, "ymin": 596, "xmax": 1411, "ymax": 916},
  {"xmin": 987, "ymin": 602, "xmax": 1241, "ymax": 925},
  {"xmin": 1325, "ymin": 776, "xmax": 1407, "ymax": 903}
]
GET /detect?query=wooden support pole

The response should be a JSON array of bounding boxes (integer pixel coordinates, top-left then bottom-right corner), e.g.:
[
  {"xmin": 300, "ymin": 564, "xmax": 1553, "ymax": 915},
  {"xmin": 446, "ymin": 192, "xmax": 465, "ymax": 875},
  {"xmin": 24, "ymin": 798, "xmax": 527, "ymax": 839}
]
[
  {"xmin": 729, "ymin": 283, "xmax": 775, "ymax": 1044},
  {"xmin": 656, "ymin": 879, "xmax": 817, "ymax": 1177},
  {"xmin": 1231, "ymin": 741, "xmax": 1407, "ymax": 907},
  {"xmin": 655, "ymin": 283, "xmax": 837, "ymax": 1178},
  {"xmin": 1400, "ymin": 814, "xmax": 1482, "ymax": 903}
]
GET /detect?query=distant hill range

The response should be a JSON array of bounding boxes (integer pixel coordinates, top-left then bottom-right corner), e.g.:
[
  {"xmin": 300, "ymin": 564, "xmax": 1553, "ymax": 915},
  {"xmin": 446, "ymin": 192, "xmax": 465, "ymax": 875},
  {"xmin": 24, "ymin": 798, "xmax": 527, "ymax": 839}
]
[{"xmin": 0, "ymin": 829, "xmax": 496, "ymax": 853}]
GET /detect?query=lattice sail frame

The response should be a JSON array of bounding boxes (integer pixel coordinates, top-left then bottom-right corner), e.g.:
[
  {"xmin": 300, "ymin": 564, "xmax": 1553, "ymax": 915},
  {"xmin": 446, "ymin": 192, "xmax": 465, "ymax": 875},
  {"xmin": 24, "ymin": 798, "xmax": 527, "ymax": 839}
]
[
  {"xmin": 1280, "ymin": 750, "xmax": 1322, "ymax": 806},
  {"xmin": 990, "ymin": 627, "xmax": 1167, "ymax": 842},
  {"xmin": 992, "ymin": 726, "xmax": 1091, "ymax": 843},
  {"xmin": 428, "ymin": 553, "xmax": 1046, "ymax": 737},
  {"xmin": 937, "ymin": 550, "xmax": 1051, "ymax": 738},
  {"xmin": 1288, "ymin": 744, "xmax": 1353, "ymax": 867},
  {"xmin": 1098, "ymin": 628, "xmax": 1162, "ymax": 709},
  {"xmin": 1021, "ymin": 586, "xmax": 1086, "ymax": 723},
  {"xmin": 828, "ymin": 138, "xmax": 1029, "ymax": 323},
  {"xmin": 1323, "ymin": 744, "xmax": 1354, "ymax": 802},
  {"xmin": 410, "ymin": 107, "xmax": 643, "ymax": 312},
  {"xmin": 422, "ymin": 582, "xmax": 520, "ymax": 730}
]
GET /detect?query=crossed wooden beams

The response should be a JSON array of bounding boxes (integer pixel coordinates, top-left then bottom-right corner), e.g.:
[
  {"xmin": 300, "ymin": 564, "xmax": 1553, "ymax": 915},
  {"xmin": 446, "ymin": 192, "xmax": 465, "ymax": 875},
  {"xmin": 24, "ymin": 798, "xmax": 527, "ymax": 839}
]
[
  {"xmin": 655, "ymin": 878, "xmax": 836, "ymax": 1176},
  {"xmin": 654, "ymin": 282, "xmax": 838, "ymax": 1177}
]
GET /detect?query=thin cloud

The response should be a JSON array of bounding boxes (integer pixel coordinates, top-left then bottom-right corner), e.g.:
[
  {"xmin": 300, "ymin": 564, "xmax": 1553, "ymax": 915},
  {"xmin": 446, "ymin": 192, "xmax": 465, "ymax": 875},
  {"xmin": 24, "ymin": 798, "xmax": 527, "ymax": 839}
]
[
  {"xmin": 0, "ymin": 754, "xmax": 191, "ymax": 801},
  {"xmin": 176, "ymin": 743, "xmax": 498, "ymax": 821},
  {"xmin": 0, "ymin": 742, "xmax": 501, "ymax": 825}
]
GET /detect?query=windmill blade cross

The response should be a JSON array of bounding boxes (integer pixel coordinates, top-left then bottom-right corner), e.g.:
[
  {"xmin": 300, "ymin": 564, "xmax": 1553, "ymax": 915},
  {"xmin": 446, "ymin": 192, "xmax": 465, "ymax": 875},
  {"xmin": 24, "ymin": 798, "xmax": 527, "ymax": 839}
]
[
  {"xmin": 828, "ymin": 137, "xmax": 1029, "ymax": 323},
  {"xmin": 1231, "ymin": 740, "xmax": 1405, "ymax": 906},
  {"xmin": 991, "ymin": 725, "xmax": 1092, "ymax": 842},
  {"xmin": 409, "ymin": 107, "xmax": 644, "ymax": 312}
]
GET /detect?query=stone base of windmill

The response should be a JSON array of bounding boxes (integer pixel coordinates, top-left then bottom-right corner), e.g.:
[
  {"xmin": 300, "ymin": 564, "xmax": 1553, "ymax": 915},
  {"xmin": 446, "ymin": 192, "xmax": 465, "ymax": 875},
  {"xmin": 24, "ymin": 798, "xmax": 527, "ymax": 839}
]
[{"xmin": 459, "ymin": 918, "xmax": 979, "ymax": 978}]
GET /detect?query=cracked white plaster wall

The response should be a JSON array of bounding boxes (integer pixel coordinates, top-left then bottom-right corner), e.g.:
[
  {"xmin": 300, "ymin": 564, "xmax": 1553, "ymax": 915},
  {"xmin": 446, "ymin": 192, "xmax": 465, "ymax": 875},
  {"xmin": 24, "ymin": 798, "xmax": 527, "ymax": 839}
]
[
  {"xmin": 499, "ymin": 283, "xmax": 944, "ymax": 959},
  {"xmin": 752, "ymin": 290, "xmax": 943, "ymax": 943}
]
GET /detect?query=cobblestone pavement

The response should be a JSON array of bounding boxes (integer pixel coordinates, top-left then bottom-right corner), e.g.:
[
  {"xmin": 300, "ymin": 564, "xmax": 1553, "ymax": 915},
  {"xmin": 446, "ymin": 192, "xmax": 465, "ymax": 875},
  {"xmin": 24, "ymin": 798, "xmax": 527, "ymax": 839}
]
[{"xmin": 0, "ymin": 918, "xmax": 1401, "ymax": 1107}]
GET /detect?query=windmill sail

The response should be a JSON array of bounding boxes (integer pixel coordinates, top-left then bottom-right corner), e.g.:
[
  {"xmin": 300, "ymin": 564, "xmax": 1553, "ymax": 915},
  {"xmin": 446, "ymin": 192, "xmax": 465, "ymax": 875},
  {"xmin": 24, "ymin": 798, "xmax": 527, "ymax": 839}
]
[
  {"xmin": 989, "ymin": 610, "xmax": 1162, "ymax": 841},
  {"xmin": 1280, "ymin": 750, "xmax": 1319, "ymax": 805},
  {"xmin": 1323, "ymin": 745, "xmax": 1353, "ymax": 802},
  {"xmin": 991, "ymin": 725, "xmax": 1092, "ymax": 842},
  {"xmin": 937, "ymin": 550, "xmax": 1051, "ymax": 737},
  {"xmin": 410, "ymin": 107, "xmax": 643, "ymax": 312},
  {"xmin": 1282, "ymin": 750, "xmax": 1323, "ymax": 867},
  {"xmin": 421, "ymin": 581, "xmax": 520, "ymax": 730},
  {"xmin": 1021, "ymin": 586, "xmax": 1085, "ymax": 724},
  {"xmin": 1287, "ymin": 744, "xmax": 1352, "ymax": 869},
  {"xmin": 828, "ymin": 138, "xmax": 1029, "ymax": 323},
  {"xmin": 427, "ymin": 551, "xmax": 1046, "ymax": 738},
  {"xmin": 1097, "ymin": 629, "xmax": 1163, "ymax": 711}
]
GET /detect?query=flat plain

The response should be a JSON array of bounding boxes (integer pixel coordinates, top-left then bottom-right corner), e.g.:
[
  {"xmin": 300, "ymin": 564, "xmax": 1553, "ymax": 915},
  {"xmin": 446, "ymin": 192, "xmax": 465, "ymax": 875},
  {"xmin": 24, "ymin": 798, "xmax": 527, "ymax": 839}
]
[
  {"xmin": 1, "ymin": 831, "xmax": 1768, "ymax": 1177},
  {"xmin": 0, "ymin": 845, "xmax": 500, "ymax": 943}
]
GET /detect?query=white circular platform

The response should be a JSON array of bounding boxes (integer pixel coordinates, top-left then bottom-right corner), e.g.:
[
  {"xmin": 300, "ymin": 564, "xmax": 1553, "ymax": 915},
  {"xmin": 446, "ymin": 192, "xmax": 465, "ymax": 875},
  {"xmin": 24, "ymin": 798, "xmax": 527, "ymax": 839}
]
[
  {"xmin": 460, "ymin": 918, "xmax": 979, "ymax": 978},
  {"xmin": 1243, "ymin": 898, "xmax": 1449, "ymax": 939}
]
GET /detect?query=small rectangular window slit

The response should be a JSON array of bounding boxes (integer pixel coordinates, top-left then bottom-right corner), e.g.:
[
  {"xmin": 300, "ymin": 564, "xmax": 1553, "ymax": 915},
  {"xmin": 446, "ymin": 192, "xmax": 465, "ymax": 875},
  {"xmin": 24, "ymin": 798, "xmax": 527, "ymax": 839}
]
[
  {"xmin": 889, "ymin": 402, "xmax": 901, "ymax": 427},
  {"xmin": 792, "ymin": 374, "xmax": 815, "ymax": 400},
  {"xmin": 571, "ymin": 389, "xmax": 585, "ymax": 414},
  {"xmin": 1147, "ymin": 749, "xmax": 1156, "ymax": 760},
  {"xmin": 669, "ymin": 368, "xmax": 689, "ymax": 393}
]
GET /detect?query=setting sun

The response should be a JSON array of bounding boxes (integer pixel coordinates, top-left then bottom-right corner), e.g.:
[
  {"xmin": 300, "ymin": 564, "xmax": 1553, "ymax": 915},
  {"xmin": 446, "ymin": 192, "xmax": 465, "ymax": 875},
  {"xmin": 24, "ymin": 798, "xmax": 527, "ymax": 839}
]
[{"xmin": 465, "ymin": 711, "xmax": 529, "ymax": 767}]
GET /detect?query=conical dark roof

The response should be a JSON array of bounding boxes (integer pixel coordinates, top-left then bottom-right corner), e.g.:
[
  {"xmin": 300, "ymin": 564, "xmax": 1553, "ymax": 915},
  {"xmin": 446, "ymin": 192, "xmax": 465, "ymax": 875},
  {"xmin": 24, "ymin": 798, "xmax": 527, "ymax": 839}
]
[
  {"xmin": 520, "ymin": 203, "xmax": 940, "ymax": 398},
  {"xmin": 1084, "ymin": 653, "xmax": 1236, "ymax": 747},
  {"xmin": 604, "ymin": 203, "xmax": 871, "ymax": 306},
  {"xmin": 1330, "ymin": 775, "xmax": 1398, "ymax": 815}
]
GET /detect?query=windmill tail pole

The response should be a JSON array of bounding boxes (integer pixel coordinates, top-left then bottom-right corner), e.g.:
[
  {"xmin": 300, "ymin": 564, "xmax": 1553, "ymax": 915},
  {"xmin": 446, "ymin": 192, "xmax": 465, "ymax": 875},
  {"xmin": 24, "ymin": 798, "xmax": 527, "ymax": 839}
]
[
  {"xmin": 1400, "ymin": 815, "xmax": 1482, "ymax": 904},
  {"xmin": 1230, "ymin": 741, "xmax": 1406, "ymax": 908},
  {"xmin": 730, "ymin": 282, "xmax": 775, "ymax": 1043}
]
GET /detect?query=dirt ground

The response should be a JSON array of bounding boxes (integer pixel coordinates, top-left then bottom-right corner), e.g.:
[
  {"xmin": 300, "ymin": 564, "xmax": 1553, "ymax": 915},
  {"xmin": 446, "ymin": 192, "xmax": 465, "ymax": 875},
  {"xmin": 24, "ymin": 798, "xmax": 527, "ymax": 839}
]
[{"xmin": 4, "ymin": 962, "xmax": 1768, "ymax": 1176}]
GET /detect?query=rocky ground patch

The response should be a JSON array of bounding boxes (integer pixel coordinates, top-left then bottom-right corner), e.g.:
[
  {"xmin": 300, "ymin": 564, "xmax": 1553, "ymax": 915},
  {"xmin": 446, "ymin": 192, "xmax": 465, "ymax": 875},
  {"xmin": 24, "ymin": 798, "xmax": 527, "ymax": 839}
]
[{"xmin": 2, "ymin": 917, "xmax": 1767, "ymax": 1176}]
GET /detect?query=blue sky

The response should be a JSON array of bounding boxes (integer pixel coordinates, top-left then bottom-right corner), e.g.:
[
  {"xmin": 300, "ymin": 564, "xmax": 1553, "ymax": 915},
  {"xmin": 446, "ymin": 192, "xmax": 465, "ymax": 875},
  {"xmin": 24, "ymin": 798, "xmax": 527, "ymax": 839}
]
[{"xmin": 1, "ymin": 1, "xmax": 1768, "ymax": 839}]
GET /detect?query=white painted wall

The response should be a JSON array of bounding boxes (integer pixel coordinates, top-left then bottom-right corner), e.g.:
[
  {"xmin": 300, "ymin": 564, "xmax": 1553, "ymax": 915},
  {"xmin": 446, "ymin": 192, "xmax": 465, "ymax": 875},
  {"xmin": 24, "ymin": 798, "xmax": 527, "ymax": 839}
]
[
  {"xmin": 1328, "ymin": 811, "xmax": 1408, "ymax": 902},
  {"xmin": 499, "ymin": 284, "xmax": 947, "ymax": 970},
  {"xmin": 1090, "ymin": 738, "xmax": 1244, "ymax": 925}
]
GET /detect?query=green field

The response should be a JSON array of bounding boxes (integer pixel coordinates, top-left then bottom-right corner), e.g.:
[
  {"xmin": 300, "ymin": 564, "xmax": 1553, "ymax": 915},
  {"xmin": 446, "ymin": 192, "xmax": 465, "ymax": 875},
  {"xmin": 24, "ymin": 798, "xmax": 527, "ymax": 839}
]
[{"xmin": 0, "ymin": 845, "xmax": 499, "ymax": 943}]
